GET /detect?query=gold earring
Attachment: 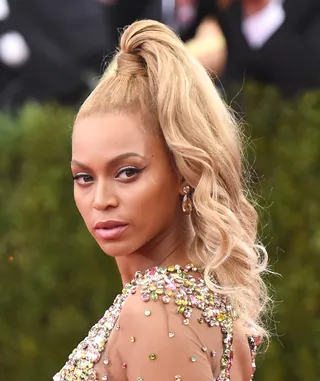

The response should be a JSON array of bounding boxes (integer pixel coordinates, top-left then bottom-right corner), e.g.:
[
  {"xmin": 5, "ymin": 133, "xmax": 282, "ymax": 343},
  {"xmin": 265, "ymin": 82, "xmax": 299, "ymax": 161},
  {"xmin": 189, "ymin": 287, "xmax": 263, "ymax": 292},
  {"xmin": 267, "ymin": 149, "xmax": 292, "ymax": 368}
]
[{"xmin": 182, "ymin": 185, "xmax": 193, "ymax": 215}]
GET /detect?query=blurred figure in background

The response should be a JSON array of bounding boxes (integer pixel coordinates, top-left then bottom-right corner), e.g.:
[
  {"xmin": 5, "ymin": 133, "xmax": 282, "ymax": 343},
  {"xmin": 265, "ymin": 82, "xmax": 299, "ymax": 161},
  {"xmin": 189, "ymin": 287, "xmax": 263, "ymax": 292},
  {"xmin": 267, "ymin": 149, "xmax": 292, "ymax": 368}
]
[
  {"xmin": 173, "ymin": 0, "xmax": 320, "ymax": 96},
  {"xmin": 0, "ymin": 0, "xmax": 107, "ymax": 111},
  {"xmin": 103, "ymin": 0, "xmax": 320, "ymax": 97},
  {"xmin": 1, "ymin": 0, "xmax": 319, "ymax": 111},
  {"xmin": 100, "ymin": 1, "xmax": 227, "ymax": 76},
  {"xmin": 163, "ymin": 0, "xmax": 228, "ymax": 77}
]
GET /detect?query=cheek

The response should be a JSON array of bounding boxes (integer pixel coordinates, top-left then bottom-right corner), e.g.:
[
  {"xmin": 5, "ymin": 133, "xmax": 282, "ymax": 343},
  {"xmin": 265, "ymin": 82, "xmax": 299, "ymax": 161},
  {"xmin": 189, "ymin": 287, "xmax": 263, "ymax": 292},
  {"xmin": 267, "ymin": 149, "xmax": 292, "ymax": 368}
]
[{"xmin": 124, "ymin": 174, "xmax": 180, "ymax": 226}]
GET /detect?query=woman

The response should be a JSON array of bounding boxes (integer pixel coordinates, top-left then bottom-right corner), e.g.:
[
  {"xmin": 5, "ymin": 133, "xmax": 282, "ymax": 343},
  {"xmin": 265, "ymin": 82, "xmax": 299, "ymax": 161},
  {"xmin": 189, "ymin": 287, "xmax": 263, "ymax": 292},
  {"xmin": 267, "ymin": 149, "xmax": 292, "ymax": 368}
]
[{"xmin": 54, "ymin": 20, "xmax": 268, "ymax": 381}]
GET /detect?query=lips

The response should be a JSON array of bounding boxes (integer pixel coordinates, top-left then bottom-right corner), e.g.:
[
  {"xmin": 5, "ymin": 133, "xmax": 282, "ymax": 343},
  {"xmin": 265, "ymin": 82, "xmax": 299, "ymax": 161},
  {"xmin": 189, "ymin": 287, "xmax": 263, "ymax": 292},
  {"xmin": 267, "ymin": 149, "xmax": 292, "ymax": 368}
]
[{"xmin": 93, "ymin": 220, "xmax": 128, "ymax": 240}]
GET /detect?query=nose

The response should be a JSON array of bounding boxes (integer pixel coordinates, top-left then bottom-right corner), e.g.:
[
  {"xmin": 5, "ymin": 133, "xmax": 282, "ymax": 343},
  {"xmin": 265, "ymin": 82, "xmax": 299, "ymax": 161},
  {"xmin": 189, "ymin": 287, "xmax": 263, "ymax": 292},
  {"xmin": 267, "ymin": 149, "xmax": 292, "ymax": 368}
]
[{"xmin": 92, "ymin": 180, "xmax": 119, "ymax": 210}]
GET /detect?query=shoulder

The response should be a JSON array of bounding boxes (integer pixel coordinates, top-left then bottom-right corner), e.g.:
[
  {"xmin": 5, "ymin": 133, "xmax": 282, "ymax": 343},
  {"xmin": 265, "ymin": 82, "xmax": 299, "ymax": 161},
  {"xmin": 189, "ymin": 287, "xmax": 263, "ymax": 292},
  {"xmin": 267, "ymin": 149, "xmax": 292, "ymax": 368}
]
[
  {"xmin": 113, "ymin": 265, "xmax": 259, "ymax": 381},
  {"xmin": 117, "ymin": 264, "xmax": 235, "ymax": 364},
  {"xmin": 119, "ymin": 264, "xmax": 234, "ymax": 330},
  {"xmin": 113, "ymin": 265, "xmax": 237, "ymax": 380}
]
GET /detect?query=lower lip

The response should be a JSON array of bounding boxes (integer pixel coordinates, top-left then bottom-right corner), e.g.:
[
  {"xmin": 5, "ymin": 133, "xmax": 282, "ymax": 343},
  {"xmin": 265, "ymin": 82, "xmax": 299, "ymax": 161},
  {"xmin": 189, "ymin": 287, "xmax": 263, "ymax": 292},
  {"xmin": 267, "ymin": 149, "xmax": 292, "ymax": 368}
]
[{"xmin": 94, "ymin": 225, "xmax": 128, "ymax": 239}]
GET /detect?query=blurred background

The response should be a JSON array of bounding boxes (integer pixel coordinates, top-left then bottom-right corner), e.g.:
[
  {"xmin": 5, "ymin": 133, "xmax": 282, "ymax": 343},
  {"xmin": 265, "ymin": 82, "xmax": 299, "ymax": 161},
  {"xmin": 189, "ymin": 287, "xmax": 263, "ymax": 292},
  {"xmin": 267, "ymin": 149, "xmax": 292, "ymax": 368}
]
[{"xmin": 0, "ymin": 0, "xmax": 320, "ymax": 380}]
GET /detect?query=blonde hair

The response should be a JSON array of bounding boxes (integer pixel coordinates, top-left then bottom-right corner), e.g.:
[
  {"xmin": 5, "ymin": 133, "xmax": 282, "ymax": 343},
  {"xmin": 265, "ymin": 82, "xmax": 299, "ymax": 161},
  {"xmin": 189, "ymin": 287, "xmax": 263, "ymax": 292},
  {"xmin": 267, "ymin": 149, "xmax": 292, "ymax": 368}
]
[{"xmin": 76, "ymin": 20, "xmax": 269, "ymax": 340}]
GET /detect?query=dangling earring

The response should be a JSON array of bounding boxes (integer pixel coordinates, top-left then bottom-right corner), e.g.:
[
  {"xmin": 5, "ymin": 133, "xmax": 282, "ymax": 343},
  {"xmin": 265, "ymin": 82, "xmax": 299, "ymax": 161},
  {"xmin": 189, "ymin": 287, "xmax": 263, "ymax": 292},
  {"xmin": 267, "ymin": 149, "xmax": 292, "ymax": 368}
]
[{"xmin": 182, "ymin": 185, "xmax": 193, "ymax": 215}]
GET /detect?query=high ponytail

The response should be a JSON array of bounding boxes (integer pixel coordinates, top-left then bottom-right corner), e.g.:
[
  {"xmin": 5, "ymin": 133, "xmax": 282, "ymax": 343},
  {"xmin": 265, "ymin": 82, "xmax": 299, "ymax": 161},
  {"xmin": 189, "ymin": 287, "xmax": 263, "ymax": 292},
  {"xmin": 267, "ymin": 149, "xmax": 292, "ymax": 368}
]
[{"xmin": 76, "ymin": 20, "xmax": 270, "ymax": 340}]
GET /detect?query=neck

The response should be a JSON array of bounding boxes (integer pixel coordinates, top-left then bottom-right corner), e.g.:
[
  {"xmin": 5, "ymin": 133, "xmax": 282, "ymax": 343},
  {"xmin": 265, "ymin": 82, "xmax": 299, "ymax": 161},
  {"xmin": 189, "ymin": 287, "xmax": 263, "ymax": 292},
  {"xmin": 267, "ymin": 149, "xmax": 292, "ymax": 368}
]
[{"xmin": 115, "ymin": 218, "xmax": 193, "ymax": 285}]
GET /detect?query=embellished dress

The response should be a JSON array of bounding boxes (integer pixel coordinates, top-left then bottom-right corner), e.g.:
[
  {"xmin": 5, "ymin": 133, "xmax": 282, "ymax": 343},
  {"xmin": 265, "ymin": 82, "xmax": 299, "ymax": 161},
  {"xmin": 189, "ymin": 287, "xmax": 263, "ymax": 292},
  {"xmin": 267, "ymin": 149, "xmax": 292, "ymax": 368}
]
[{"xmin": 53, "ymin": 264, "xmax": 259, "ymax": 381}]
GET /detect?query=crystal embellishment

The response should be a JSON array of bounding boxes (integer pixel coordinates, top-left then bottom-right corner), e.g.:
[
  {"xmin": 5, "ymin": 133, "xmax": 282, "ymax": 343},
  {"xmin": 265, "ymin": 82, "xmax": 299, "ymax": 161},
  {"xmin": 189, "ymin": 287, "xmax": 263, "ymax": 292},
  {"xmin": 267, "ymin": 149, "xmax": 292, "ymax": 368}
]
[{"xmin": 53, "ymin": 263, "xmax": 259, "ymax": 381}]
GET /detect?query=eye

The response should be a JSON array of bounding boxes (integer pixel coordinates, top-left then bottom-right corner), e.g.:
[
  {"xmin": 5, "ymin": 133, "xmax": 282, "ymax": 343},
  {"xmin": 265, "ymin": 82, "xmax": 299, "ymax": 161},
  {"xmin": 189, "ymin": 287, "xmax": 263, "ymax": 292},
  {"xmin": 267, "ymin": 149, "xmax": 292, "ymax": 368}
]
[
  {"xmin": 73, "ymin": 172, "xmax": 94, "ymax": 185},
  {"xmin": 115, "ymin": 166, "xmax": 143, "ymax": 180}
]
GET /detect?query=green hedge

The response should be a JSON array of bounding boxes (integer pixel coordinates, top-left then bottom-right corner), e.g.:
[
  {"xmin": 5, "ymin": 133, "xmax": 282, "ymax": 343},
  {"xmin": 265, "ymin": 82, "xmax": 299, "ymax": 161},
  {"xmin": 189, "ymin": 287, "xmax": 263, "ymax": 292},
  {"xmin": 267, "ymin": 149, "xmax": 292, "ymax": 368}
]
[
  {"xmin": 1, "ymin": 86, "xmax": 320, "ymax": 381},
  {"xmin": 242, "ymin": 86, "xmax": 320, "ymax": 380}
]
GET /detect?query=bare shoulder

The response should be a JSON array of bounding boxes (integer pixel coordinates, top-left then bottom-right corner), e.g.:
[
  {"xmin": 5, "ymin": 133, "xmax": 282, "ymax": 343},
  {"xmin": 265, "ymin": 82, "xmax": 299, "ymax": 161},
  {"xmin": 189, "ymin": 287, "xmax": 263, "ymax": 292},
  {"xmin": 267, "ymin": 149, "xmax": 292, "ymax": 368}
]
[
  {"xmin": 119, "ymin": 264, "xmax": 234, "ymax": 328},
  {"xmin": 115, "ymin": 265, "xmax": 238, "ymax": 380}
]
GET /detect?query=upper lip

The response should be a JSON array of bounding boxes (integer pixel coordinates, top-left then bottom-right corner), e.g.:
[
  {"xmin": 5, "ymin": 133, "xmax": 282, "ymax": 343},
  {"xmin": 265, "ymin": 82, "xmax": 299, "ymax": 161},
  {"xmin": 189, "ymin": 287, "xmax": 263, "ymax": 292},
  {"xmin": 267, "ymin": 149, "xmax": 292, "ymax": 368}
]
[{"xmin": 94, "ymin": 220, "xmax": 128, "ymax": 229}]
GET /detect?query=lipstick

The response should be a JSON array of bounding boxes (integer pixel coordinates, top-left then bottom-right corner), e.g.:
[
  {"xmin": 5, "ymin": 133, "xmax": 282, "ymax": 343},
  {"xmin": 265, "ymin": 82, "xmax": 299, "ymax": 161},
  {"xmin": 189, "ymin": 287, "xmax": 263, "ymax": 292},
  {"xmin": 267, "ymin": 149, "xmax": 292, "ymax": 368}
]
[{"xmin": 94, "ymin": 221, "xmax": 128, "ymax": 240}]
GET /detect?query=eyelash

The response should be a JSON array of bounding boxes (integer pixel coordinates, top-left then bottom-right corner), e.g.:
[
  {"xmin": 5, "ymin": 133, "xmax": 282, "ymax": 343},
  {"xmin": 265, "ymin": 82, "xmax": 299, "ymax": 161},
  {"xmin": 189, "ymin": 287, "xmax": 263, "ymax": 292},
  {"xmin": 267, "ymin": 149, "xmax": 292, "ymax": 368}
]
[
  {"xmin": 115, "ymin": 166, "xmax": 143, "ymax": 179},
  {"xmin": 72, "ymin": 166, "xmax": 144, "ymax": 185},
  {"xmin": 72, "ymin": 173, "xmax": 94, "ymax": 185}
]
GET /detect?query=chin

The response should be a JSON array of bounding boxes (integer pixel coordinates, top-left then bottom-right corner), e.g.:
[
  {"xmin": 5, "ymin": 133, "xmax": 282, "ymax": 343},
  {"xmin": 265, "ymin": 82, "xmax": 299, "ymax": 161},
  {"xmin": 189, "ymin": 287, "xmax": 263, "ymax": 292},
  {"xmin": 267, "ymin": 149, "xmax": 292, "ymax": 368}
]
[{"xmin": 96, "ymin": 240, "xmax": 134, "ymax": 258}]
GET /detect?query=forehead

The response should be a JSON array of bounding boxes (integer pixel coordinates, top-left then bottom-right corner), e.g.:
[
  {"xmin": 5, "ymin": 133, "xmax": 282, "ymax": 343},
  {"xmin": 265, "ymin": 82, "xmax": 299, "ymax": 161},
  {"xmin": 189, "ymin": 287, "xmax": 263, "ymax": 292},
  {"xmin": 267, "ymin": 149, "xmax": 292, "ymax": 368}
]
[{"xmin": 72, "ymin": 113, "xmax": 157, "ymax": 158}]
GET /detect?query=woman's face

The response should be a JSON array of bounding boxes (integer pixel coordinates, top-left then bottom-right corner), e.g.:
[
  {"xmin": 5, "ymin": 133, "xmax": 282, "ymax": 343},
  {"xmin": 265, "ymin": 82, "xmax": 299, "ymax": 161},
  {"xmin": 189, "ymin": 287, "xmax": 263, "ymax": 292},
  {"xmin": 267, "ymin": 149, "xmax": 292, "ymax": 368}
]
[{"xmin": 71, "ymin": 113, "xmax": 182, "ymax": 258}]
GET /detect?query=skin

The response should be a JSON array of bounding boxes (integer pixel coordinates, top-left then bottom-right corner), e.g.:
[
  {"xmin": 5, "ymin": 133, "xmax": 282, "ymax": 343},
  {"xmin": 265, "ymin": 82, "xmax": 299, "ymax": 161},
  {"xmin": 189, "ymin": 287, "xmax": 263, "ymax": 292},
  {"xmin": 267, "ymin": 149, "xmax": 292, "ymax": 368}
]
[
  {"xmin": 71, "ymin": 113, "xmax": 193, "ymax": 285},
  {"xmin": 241, "ymin": 0, "xmax": 270, "ymax": 17}
]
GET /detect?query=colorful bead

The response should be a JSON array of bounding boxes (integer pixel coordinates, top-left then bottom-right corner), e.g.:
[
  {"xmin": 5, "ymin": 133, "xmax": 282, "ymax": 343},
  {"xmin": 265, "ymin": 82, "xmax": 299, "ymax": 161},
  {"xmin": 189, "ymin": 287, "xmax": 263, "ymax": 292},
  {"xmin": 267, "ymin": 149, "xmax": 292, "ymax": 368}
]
[
  {"xmin": 137, "ymin": 378, "xmax": 144, "ymax": 381},
  {"xmin": 183, "ymin": 309, "xmax": 191, "ymax": 318},
  {"xmin": 141, "ymin": 293, "xmax": 150, "ymax": 302},
  {"xmin": 167, "ymin": 283, "xmax": 176, "ymax": 291},
  {"xmin": 122, "ymin": 363, "xmax": 127, "ymax": 369},
  {"xmin": 149, "ymin": 353, "xmax": 156, "ymax": 360},
  {"xmin": 130, "ymin": 336, "xmax": 135, "ymax": 343},
  {"xmin": 162, "ymin": 295, "xmax": 170, "ymax": 304},
  {"xmin": 248, "ymin": 335, "xmax": 261, "ymax": 380},
  {"xmin": 151, "ymin": 292, "xmax": 158, "ymax": 301},
  {"xmin": 183, "ymin": 318, "xmax": 189, "ymax": 325},
  {"xmin": 177, "ymin": 306, "xmax": 185, "ymax": 313},
  {"xmin": 190, "ymin": 355, "xmax": 197, "ymax": 362},
  {"xmin": 144, "ymin": 309, "xmax": 151, "ymax": 316}
]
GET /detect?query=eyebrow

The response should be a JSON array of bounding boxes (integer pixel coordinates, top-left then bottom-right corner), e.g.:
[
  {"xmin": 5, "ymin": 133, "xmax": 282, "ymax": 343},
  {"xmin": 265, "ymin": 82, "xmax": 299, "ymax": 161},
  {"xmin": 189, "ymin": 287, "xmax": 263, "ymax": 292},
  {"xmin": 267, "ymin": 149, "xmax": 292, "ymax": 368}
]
[{"xmin": 71, "ymin": 152, "xmax": 145, "ymax": 169}]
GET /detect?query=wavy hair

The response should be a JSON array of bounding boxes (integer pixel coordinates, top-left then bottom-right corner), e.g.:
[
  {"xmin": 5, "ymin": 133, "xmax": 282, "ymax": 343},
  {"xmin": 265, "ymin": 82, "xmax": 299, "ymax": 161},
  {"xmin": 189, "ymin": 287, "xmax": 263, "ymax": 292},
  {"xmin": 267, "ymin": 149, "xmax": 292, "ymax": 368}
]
[{"xmin": 76, "ymin": 20, "xmax": 270, "ymax": 339}]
